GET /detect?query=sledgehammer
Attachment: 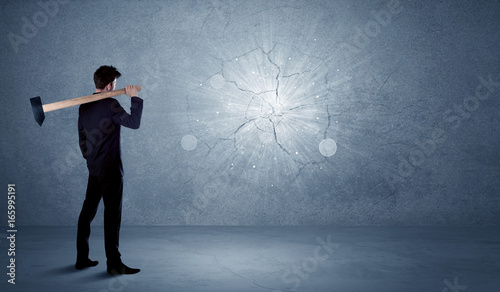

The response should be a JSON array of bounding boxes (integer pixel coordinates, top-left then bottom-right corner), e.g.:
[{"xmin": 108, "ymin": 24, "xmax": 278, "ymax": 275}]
[{"xmin": 30, "ymin": 85, "xmax": 142, "ymax": 126}]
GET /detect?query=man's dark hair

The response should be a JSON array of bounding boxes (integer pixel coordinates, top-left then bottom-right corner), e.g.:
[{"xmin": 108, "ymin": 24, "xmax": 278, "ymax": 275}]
[{"xmin": 94, "ymin": 65, "xmax": 121, "ymax": 89}]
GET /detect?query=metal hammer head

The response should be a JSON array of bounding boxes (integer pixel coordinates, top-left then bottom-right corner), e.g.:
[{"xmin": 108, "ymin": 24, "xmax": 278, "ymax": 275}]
[{"xmin": 30, "ymin": 96, "xmax": 45, "ymax": 126}]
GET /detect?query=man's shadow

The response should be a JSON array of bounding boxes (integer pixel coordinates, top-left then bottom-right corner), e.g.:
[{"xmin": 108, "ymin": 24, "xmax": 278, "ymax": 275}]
[
  {"xmin": 43, "ymin": 264, "xmax": 78, "ymax": 275},
  {"xmin": 42, "ymin": 264, "xmax": 113, "ymax": 280}
]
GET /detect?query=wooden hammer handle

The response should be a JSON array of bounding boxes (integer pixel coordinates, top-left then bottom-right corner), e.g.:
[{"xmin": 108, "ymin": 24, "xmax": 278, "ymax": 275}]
[{"xmin": 42, "ymin": 85, "xmax": 142, "ymax": 113}]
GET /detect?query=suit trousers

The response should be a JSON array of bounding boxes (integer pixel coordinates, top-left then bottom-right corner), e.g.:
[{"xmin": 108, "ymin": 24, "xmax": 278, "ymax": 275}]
[{"xmin": 76, "ymin": 174, "xmax": 123, "ymax": 265}]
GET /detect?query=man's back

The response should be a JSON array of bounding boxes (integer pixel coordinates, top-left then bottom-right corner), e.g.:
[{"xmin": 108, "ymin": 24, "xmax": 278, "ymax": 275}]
[{"xmin": 78, "ymin": 96, "xmax": 143, "ymax": 177}]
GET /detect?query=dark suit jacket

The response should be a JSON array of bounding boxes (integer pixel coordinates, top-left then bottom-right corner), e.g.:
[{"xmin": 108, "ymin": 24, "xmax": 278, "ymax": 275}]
[{"xmin": 78, "ymin": 95, "xmax": 143, "ymax": 177}]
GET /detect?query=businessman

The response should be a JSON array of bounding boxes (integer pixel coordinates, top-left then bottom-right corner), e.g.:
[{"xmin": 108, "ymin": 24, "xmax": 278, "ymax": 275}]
[{"xmin": 76, "ymin": 65, "xmax": 143, "ymax": 275}]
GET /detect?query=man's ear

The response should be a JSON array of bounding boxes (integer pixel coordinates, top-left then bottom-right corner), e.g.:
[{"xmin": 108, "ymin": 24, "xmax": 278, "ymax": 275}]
[{"xmin": 105, "ymin": 83, "xmax": 112, "ymax": 91}]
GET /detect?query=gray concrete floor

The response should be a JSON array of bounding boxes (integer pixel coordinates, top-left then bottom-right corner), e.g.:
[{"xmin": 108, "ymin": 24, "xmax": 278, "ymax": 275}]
[{"xmin": 1, "ymin": 226, "xmax": 499, "ymax": 292}]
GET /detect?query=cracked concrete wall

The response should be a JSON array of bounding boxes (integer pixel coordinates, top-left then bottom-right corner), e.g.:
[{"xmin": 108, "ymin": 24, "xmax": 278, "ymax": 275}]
[{"xmin": 0, "ymin": 0, "xmax": 499, "ymax": 226}]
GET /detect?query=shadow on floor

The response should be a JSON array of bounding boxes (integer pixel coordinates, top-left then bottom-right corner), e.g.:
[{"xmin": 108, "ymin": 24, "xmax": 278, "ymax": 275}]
[
  {"xmin": 43, "ymin": 264, "xmax": 79, "ymax": 275},
  {"xmin": 41, "ymin": 264, "xmax": 113, "ymax": 280},
  {"xmin": 77, "ymin": 270, "xmax": 115, "ymax": 281}
]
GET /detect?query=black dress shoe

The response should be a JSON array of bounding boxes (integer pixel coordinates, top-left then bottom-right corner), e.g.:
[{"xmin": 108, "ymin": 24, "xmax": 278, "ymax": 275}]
[
  {"xmin": 75, "ymin": 259, "xmax": 99, "ymax": 270},
  {"xmin": 107, "ymin": 263, "xmax": 140, "ymax": 275}
]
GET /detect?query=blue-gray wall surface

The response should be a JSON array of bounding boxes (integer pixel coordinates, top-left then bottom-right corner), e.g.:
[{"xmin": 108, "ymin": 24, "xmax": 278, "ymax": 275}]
[{"xmin": 0, "ymin": 0, "xmax": 499, "ymax": 226}]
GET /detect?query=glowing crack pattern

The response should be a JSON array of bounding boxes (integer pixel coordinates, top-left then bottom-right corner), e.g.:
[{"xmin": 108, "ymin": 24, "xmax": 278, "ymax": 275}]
[{"xmin": 186, "ymin": 42, "xmax": 334, "ymax": 190}]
